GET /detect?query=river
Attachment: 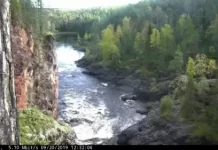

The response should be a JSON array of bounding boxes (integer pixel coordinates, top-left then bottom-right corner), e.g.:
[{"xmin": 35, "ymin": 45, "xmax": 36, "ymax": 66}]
[{"xmin": 56, "ymin": 41, "xmax": 146, "ymax": 145}]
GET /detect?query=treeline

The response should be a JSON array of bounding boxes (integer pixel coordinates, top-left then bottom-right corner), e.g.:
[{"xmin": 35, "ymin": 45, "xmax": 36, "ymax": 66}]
[
  {"xmin": 11, "ymin": 0, "xmax": 55, "ymax": 36},
  {"xmin": 53, "ymin": 0, "xmax": 218, "ymax": 72},
  {"xmin": 75, "ymin": 0, "xmax": 217, "ymax": 74},
  {"xmin": 50, "ymin": 7, "xmax": 125, "ymax": 36}
]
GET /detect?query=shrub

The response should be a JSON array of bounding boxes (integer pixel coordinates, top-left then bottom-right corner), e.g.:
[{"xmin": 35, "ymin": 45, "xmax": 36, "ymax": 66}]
[
  {"xmin": 85, "ymin": 48, "xmax": 91, "ymax": 57},
  {"xmin": 195, "ymin": 54, "xmax": 208, "ymax": 78},
  {"xmin": 160, "ymin": 96, "xmax": 173, "ymax": 121},
  {"xmin": 186, "ymin": 57, "xmax": 196, "ymax": 77},
  {"xmin": 193, "ymin": 105, "xmax": 218, "ymax": 143},
  {"xmin": 207, "ymin": 59, "xmax": 217, "ymax": 78},
  {"xmin": 150, "ymin": 78, "xmax": 158, "ymax": 92},
  {"xmin": 168, "ymin": 45, "xmax": 184, "ymax": 74}
]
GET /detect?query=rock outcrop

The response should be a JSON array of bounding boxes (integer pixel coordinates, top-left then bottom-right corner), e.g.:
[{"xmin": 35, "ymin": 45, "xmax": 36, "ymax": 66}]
[
  {"xmin": 31, "ymin": 35, "xmax": 58, "ymax": 118},
  {"xmin": 11, "ymin": 25, "xmax": 58, "ymax": 118},
  {"xmin": 117, "ymin": 101, "xmax": 192, "ymax": 145},
  {"xmin": 11, "ymin": 25, "xmax": 34, "ymax": 109}
]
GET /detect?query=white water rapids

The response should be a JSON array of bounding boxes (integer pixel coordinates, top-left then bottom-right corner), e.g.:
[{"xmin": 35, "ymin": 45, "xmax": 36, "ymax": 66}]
[{"xmin": 56, "ymin": 43, "xmax": 145, "ymax": 145}]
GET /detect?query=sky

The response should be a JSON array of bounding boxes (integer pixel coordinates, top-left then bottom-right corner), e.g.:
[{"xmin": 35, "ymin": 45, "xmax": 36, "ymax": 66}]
[{"xmin": 43, "ymin": 0, "xmax": 141, "ymax": 10}]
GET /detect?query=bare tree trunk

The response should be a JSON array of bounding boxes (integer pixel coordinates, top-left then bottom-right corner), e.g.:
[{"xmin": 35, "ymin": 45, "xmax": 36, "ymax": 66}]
[{"xmin": 0, "ymin": 0, "xmax": 20, "ymax": 145}]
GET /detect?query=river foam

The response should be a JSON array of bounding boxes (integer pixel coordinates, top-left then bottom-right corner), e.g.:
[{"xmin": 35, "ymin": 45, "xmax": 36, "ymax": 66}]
[{"xmin": 57, "ymin": 43, "xmax": 145, "ymax": 144}]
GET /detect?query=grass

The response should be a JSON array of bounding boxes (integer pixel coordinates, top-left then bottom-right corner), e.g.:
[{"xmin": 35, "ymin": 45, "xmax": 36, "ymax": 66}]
[{"xmin": 160, "ymin": 95, "xmax": 173, "ymax": 121}]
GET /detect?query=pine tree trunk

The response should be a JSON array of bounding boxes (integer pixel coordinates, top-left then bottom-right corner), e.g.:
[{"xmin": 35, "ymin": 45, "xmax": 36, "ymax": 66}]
[{"xmin": 0, "ymin": 0, "xmax": 20, "ymax": 145}]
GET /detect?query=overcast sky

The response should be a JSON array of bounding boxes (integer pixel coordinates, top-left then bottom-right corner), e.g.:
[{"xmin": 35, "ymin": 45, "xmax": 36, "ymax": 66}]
[{"xmin": 43, "ymin": 0, "xmax": 141, "ymax": 9}]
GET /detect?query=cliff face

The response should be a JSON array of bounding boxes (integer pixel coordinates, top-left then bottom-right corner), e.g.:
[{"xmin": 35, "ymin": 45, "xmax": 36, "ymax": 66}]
[
  {"xmin": 11, "ymin": 25, "xmax": 34, "ymax": 109},
  {"xmin": 11, "ymin": 25, "xmax": 58, "ymax": 118},
  {"xmin": 32, "ymin": 35, "xmax": 59, "ymax": 118}
]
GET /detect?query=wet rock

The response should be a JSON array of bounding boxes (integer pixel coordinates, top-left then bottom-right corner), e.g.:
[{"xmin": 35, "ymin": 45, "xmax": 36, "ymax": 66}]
[
  {"xmin": 132, "ymin": 83, "xmax": 150, "ymax": 101},
  {"xmin": 69, "ymin": 118, "xmax": 93, "ymax": 126},
  {"xmin": 117, "ymin": 101, "xmax": 195, "ymax": 145},
  {"xmin": 82, "ymin": 138, "xmax": 105, "ymax": 145},
  {"xmin": 77, "ymin": 48, "xmax": 86, "ymax": 52},
  {"xmin": 118, "ymin": 85, "xmax": 133, "ymax": 93},
  {"xmin": 149, "ymin": 141, "xmax": 165, "ymax": 145},
  {"xmin": 120, "ymin": 94, "xmax": 137, "ymax": 101},
  {"xmin": 82, "ymin": 70, "xmax": 96, "ymax": 76},
  {"xmin": 76, "ymin": 57, "xmax": 93, "ymax": 68},
  {"xmin": 102, "ymin": 137, "xmax": 118, "ymax": 145},
  {"xmin": 136, "ymin": 110, "xmax": 149, "ymax": 115},
  {"xmin": 61, "ymin": 131, "xmax": 77, "ymax": 145},
  {"xmin": 97, "ymin": 112, "xmax": 103, "ymax": 115},
  {"xmin": 117, "ymin": 125, "xmax": 140, "ymax": 145}
]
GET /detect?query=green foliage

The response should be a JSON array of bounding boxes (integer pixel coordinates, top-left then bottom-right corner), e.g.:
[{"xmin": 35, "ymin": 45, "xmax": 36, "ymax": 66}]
[
  {"xmin": 179, "ymin": 55, "xmax": 218, "ymax": 143},
  {"xmin": 186, "ymin": 57, "xmax": 196, "ymax": 77},
  {"xmin": 99, "ymin": 25, "xmax": 120, "ymax": 66},
  {"xmin": 115, "ymin": 25, "xmax": 122, "ymax": 40},
  {"xmin": 168, "ymin": 45, "xmax": 184, "ymax": 74},
  {"xmin": 180, "ymin": 76, "xmax": 196, "ymax": 121},
  {"xmin": 11, "ymin": 0, "xmax": 54, "ymax": 36},
  {"xmin": 19, "ymin": 107, "xmax": 71, "ymax": 145},
  {"xmin": 160, "ymin": 96, "xmax": 173, "ymax": 121},
  {"xmin": 150, "ymin": 28, "xmax": 161, "ymax": 49},
  {"xmin": 77, "ymin": 34, "xmax": 81, "ymax": 44},
  {"xmin": 11, "ymin": 0, "xmax": 22, "ymax": 24},
  {"xmin": 160, "ymin": 24, "xmax": 174, "ymax": 51},
  {"xmin": 50, "ymin": 0, "xmax": 218, "ymax": 76},
  {"xmin": 136, "ymin": 67, "xmax": 153, "ymax": 78},
  {"xmin": 85, "ymin": 48, "xmax": 91, "ymax": 57},
  {"xmin": 209, "ymin": 46, "xmax": 216, "ymax": 56},
  {"xmin": 193, "ymin": 104, "xmax": 218, "ymax": 143},
  {"xmin": 186, "ymin": 54, "xmax": 218, "ymax": 78},
  {"xmin": 134, "ymin": 32, "xmax": 142, "ymax": 53},
  {"xmin": 195, "ymin": 54, "xmax": 208, "ymax": 78},
  {"xmin": 84, "ymin": 33, "xmax": 91, "ymax": 41},
  {"xmin": 176, "ymin": 14, "xmax": 197, "ymax": 51},
  {"xmin": 119, "ymin": 17, "xmax": 135, "ymax": 58},
  {"xmin": 150, "ymin": 78, "xmax": 158, "ymax": 92},
  {"xmin": 207, "ymin": 15, "xmax": 218, "ymax": 47},
  {"xmin": 207, "ymin": 59, "xmax": 217, "ymax": 78},
  {"xmin": 187, "ymin": 79, "xmax": 218, "ymax": 143}
]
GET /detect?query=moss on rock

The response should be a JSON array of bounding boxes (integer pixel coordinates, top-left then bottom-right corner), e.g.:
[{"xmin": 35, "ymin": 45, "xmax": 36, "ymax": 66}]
[{"xmin": 19, "ymin": 107, "xmax": 72, "ymax": 145}]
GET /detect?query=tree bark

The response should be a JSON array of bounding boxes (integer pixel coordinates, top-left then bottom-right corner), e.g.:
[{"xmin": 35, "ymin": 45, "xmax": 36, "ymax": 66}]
[{"xmin": 0, "ymin": 0, "xmax": 20, "ymax": 145}]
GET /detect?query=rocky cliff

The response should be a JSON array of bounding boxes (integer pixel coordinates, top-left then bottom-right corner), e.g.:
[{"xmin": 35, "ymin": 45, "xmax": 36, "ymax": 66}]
[{"xmin": 11, "ymin": 25, "xmax": 58, "ymax": 118}]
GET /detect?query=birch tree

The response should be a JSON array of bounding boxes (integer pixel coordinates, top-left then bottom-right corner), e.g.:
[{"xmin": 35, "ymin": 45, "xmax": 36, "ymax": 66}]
[{"xmin": 0, "ymin": 0, "xmax": 20, "ymax": 144}]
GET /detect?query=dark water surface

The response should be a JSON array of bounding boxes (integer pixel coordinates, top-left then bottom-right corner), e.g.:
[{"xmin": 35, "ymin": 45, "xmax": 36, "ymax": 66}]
[{"xmin": 56, "ymin": 42, "xmax": 145, "ymax": 144}]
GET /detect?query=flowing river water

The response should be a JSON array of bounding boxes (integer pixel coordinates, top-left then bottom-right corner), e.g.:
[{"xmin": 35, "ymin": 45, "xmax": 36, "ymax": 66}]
[{"xmin": 56, "ymin": 41, "xmax": 146, "ymax": 144}]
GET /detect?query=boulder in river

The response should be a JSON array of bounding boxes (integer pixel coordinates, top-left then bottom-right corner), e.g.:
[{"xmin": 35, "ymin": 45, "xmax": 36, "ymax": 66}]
[
  {"xmin": 120, "ymin": 94, "xmax": 137, "ymax": 101},
  {"xmin": 136, "ymin": 109, "xmax": 149, "ymax": 115},
  {"xmin": 101, "ymin": 83, "xmax": 108, "ymax": 87}
]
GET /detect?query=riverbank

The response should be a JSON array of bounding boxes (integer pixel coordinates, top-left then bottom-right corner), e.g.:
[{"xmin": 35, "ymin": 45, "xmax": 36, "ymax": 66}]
[
  {"xmin": 57, "ymin": 43, "xmax": 146, "ymax": 145},
  {"xmin": 76, "ymin": 57, "xmax": 172, "ymax": 103},
  {"xmin": 76, "ymin": 57, "xmax": 201, "ymax": 145}
]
